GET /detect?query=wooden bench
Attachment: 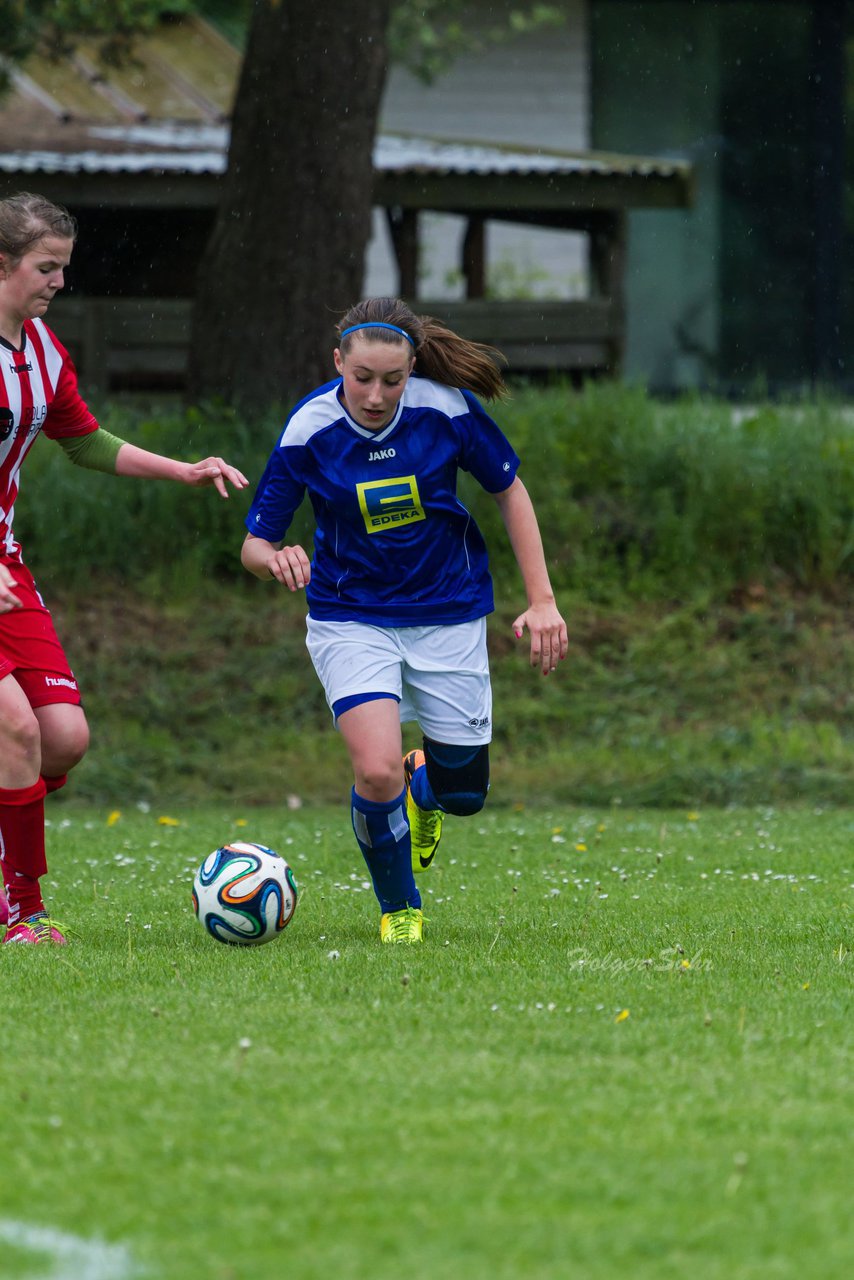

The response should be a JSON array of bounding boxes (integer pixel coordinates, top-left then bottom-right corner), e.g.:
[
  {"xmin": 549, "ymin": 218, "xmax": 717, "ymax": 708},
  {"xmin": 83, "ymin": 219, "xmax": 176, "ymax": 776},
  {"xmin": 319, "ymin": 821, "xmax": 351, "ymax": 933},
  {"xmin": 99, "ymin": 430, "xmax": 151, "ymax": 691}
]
[
  {"xmin": 48, "ymin": 295, "xmax": 621, "ymax": 394},
  {"xmin": 49, "ymin": 297, "xmax": 194, "ymax": 394},
  {"xmin": 417, "ymin": 299, "xmax": 620, "ymax": 375}
]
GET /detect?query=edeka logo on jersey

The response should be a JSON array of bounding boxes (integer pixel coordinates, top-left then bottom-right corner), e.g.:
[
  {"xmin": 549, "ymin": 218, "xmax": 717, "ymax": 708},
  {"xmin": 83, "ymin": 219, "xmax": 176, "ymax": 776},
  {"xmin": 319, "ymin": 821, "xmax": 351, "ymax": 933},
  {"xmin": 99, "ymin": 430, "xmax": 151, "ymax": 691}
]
[{"xmin": 357, "ymin": 475, "xmax": 426, "ymax": 534}]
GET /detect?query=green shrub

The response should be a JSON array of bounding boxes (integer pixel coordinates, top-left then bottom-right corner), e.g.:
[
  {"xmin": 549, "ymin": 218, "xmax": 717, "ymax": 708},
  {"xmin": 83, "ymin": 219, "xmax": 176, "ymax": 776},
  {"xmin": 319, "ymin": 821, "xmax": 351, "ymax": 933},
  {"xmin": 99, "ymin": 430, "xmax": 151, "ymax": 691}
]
[
  {"xmin": 17, "ymin": 400, "xmax": 305, "ymax": 592},
  {"xmin": 470, "ymin": 384, "xmax": 854, "ymax": 599},
  {"xmin": 15, "ymin": 384, "xmax": 854, "ymax": 599}
]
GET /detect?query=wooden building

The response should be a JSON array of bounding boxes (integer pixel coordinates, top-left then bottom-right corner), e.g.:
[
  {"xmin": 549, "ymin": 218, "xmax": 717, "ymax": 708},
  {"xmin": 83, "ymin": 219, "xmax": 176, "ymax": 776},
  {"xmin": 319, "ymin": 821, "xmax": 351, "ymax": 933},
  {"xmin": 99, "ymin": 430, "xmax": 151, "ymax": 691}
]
[{"xmin": 0, "ymin": 12, "xmax": 693, "ymax": 393}]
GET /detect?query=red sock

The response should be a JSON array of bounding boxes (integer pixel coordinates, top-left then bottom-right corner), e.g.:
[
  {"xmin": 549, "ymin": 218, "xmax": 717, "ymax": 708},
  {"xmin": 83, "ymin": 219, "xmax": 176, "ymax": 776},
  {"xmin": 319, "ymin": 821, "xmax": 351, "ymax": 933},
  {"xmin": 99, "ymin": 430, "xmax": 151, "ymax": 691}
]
[
  {"xmin": 5, "ymin": 870, "xmax": 44, "ymax": 925},
  {"xmin": 0, "ymin": 780, "xmax": 48, "ymax": 925},
  {"xmin": 42, "ymin": 773, "xmax": 68, "ymax": 795}
]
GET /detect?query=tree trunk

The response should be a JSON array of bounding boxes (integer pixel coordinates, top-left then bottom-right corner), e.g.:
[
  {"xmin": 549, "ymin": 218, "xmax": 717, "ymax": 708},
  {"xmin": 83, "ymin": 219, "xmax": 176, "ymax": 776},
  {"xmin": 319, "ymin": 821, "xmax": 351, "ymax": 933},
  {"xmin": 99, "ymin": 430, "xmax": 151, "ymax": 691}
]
[{"xmin": 186, "ymin": 0, "xmax": 392, "ymax": 411}]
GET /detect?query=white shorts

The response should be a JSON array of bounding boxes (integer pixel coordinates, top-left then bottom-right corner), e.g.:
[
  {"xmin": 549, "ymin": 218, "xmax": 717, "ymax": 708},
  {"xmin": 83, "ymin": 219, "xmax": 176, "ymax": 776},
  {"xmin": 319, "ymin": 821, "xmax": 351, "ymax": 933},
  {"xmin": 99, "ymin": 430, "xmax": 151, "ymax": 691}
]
[{"xmin": 306, "ymin": 617, "xmax": 493, "ymax": 745}]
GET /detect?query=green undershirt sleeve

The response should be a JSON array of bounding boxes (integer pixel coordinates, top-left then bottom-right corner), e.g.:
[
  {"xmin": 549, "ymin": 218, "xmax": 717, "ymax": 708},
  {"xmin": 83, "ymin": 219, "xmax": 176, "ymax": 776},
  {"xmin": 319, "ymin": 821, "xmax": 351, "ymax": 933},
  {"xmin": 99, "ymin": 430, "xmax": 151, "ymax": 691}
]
[{"xmin": 54, "ymin": 428, "xmax": 126, "ymax": 474}]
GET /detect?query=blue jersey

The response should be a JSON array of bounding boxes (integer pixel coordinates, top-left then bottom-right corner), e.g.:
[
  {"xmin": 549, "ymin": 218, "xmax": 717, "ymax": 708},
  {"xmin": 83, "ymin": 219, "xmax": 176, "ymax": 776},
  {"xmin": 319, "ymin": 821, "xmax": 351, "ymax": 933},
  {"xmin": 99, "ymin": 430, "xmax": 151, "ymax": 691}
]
[{"xmin": 246, "ymin": 374, "xmax": 520, "ymax": 626}]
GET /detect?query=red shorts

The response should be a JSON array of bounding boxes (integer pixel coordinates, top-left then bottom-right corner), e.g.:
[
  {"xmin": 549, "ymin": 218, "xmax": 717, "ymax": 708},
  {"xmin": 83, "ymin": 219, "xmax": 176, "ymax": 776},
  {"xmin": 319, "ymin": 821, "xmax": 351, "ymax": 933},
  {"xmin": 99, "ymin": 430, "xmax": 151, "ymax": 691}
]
[{"xmin": 0, "ymin": 559, "xmax": 81, "ymax": 708}]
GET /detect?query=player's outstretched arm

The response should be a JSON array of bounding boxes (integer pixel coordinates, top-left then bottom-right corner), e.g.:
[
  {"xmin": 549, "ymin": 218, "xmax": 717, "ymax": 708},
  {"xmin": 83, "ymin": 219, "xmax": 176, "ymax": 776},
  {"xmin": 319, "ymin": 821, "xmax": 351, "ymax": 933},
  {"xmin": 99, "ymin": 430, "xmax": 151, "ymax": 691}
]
[
  {"xmin": 491, "ymin": 476, "xmax": 568, "ymax": 676},
  {"xmin": 114, "ymin": 443, "xmax": 248, "ymax": 498},
  {"xmin": 241, "ymin": 533, "xmax": 311, "ymax": 591}
]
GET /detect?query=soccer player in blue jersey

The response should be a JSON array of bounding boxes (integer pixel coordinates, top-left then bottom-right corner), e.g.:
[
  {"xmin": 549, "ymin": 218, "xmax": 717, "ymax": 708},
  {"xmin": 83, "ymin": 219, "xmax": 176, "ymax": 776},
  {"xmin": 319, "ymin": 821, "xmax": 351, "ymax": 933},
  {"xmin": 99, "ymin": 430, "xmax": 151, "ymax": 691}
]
[{"xmin": 242, "ymin": 297, "xmax": 567, "ymax": 944}]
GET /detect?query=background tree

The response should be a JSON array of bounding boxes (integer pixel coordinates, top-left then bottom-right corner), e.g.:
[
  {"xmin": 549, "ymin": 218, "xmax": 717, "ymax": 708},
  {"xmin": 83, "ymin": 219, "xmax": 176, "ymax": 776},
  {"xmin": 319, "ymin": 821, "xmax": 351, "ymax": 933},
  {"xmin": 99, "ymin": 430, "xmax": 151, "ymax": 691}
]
[
  {"xmin": 389, "ymin": 1, "xmax": 563, "ymax": 84},
  {"xmin": 1, "ymin": 1, "xmax": 562, "ymax": 409},
  {"xmin": 0, "ymin": 0, "xmax": 179, "ymax": 91},
  {"xmin": 186, "ymin": 0, "xmax": 392, "ymax": 409},
  {"xmin": 186, "ymin": 0, "xmax": 561, "ymax": 407}
]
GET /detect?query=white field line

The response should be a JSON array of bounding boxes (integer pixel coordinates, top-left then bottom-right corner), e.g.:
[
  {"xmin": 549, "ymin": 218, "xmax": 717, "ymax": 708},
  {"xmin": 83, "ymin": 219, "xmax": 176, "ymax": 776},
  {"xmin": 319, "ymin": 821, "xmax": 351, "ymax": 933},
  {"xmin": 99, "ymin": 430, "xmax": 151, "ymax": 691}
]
[{"xmin": 0, "ymin": 1220, "xmax": 137, "ymax": 1279}]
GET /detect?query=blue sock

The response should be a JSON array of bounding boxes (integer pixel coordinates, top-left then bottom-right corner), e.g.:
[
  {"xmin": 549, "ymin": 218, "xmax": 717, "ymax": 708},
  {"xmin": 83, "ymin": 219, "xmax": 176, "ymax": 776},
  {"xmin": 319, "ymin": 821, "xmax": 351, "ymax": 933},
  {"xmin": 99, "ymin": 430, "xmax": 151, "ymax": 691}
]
[{"xmin": 351, "ymin": 787, "xmax": 421, "ymax": 914}]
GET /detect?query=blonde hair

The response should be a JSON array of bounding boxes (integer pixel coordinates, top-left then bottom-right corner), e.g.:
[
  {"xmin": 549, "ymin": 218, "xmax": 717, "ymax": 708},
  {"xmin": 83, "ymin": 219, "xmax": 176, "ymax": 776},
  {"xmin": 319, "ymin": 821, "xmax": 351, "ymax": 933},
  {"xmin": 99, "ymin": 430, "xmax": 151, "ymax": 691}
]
[
  {"xmin": 0, "ymin": 192, "xmax": 77, "ymax": 267},
  {"xmin": 337, "ymin": 297, "xmax": 507, "ymax": 400}
]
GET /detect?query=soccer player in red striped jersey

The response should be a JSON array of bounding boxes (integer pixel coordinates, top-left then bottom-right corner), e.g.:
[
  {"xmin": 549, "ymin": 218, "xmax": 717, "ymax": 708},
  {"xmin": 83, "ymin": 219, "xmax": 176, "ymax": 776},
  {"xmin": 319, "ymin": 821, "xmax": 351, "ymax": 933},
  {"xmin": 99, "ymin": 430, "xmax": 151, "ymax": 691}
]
[{"xmin": 0, "ymin": 192, "xmax": 248, "ymax": 944}]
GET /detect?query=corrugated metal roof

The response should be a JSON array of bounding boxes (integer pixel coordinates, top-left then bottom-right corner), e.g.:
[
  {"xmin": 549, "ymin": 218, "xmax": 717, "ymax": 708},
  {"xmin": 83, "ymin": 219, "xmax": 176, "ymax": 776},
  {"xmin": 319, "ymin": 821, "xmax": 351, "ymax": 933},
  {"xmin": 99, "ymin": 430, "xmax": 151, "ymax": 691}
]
[
  {"xmin": 374, "ymin": 134, "xmax": 690, "ymax": 180},
  {"xmin": 0, "ymin": 15, "xmax": 691, "ymax": 192},
  {"xmin": 0, "ymin": 122, "xmax": 228, "ymax": 175},
  {"xmin": 0, "ymin": 124, "xmax": 690, "ymax": 181}
]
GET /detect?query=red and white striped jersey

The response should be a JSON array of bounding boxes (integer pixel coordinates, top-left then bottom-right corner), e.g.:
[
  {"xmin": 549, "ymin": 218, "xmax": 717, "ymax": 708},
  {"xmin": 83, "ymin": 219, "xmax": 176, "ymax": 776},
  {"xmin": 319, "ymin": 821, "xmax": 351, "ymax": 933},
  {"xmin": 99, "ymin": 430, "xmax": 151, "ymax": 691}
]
[{"xmin": 0, "ymin": 317, "xmax": 97, "ymax": 562}]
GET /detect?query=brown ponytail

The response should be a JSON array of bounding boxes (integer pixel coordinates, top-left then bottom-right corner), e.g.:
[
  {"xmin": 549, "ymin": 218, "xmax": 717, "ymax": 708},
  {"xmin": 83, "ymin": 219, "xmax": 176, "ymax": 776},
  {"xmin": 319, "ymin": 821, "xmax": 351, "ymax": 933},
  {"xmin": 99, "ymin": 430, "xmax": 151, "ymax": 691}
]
[{"xmin": 337, "ymin": 297, "xmax": 507, "ymax": 401}]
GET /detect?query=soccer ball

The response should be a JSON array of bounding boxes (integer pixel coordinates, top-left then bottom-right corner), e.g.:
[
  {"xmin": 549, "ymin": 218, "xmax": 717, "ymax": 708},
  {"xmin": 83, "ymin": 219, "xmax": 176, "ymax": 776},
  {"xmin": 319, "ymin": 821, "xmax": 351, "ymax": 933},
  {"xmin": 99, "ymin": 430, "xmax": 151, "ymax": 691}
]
[{"xmin": 192, "ymin": 842, "xmax": 297, "ymax": 946}]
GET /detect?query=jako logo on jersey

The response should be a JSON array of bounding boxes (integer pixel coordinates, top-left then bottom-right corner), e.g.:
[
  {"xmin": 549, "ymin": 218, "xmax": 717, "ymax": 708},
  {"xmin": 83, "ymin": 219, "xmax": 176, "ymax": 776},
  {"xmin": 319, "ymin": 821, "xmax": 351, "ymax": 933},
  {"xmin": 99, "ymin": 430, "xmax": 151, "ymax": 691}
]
[
  {"xmin": 357, "ymin": 475, "xmax": 425, "ymax": 534},
  {"xmin": 368, "ymin": 448, "xmax": 396, "ymax": 461}
]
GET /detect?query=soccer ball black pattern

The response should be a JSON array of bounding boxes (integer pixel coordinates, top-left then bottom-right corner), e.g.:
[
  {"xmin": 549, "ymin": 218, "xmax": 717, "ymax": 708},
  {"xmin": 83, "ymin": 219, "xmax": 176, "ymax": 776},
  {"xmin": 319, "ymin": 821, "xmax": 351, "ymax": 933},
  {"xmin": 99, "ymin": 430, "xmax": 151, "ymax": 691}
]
[{"xmin": 192, "ymin": 842, "xmax": 297, "ymax": 945}]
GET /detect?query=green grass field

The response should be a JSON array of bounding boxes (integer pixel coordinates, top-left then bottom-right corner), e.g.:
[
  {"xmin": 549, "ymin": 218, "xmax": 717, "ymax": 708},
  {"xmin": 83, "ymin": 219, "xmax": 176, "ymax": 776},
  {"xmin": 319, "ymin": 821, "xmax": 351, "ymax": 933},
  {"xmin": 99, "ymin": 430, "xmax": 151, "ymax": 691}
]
[{"xmin": 2, "ymin": 802, "xmax": 851, "ymax": 1279}]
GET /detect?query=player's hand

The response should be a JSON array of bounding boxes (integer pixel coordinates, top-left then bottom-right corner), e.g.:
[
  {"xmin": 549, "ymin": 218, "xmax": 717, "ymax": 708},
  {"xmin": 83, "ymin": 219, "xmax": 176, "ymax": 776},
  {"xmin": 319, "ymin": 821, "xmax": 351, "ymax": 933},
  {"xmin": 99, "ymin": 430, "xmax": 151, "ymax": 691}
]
[
  {"xmin": 0, "ymin": 562, "xmax": 22, "ymax": 614},
  {"xmin": 513, "ymin": 601, "xmax": 568, "ymax": 676},
  {"xmin": 185, "ymin": 457, "xmax": 249, "ymax": 498},
  {"xmin": 267, "ymin": 544, "xmax": 312, "ymax": 591}
]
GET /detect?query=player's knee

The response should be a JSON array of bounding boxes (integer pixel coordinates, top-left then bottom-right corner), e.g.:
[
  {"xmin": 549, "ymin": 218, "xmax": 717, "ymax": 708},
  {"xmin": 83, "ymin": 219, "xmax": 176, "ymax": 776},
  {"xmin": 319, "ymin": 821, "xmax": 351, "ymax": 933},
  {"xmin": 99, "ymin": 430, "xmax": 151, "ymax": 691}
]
[
  {"xmin": 39, "ymin": 712, "xmax": 90, "ymax": 775},
  {"xmin": 442, "ymin": 790, "xmax": 487, "ymax": 817},
  {"xmin": 48, "ymin": 731, "xmax": 89, "ymax": 775},
  {"xmin": 355, "ymin": 756, "xmax": 405, "ymax": 802},
  {"xmin": 0, "ymin": 701, "xmax": 41, "ymax": 772},
  {"xmin": 423, "ymin": 738, "xmax": 490, "ymax": 816}
]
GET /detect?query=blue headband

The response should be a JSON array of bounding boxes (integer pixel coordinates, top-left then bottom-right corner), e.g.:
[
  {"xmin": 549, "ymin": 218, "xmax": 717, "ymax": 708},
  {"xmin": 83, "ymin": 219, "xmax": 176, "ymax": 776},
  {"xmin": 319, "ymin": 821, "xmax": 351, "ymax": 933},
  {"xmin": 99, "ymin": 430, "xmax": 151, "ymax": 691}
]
[{"xmin": 340, "ymin": 321, "xmax": 416, "ymax": 347}]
